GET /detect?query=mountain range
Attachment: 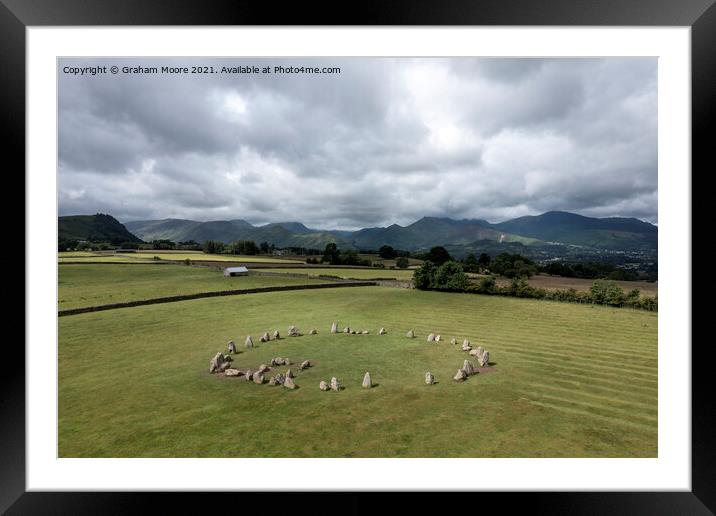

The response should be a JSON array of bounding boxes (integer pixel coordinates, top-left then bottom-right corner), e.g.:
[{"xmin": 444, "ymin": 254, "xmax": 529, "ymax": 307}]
[{"xmin": 119, "ymin": 211, "xmax": 657, "ymax": 252}]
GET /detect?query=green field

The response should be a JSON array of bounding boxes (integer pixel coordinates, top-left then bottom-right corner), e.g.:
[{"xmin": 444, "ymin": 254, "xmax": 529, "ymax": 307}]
[
  {"xmin": 58, "ymin": 286, "xmax": 657, "ymax": 457},
  {"xmin": 58, "ymin": 264, "xmax": 332, "ymax": 310},
  {"xmin": 262, "ymin": 267, "xmax": 415, "ymax": 281},
  {"xmin": 120, "ymin": 252, "xmax": 304, "ymax": 263}
]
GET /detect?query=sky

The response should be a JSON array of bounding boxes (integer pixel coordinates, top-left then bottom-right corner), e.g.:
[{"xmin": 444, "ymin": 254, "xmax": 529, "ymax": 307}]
[{"xmin": 58, "ymin": 57, "xmax": 657, "ymax": 230}]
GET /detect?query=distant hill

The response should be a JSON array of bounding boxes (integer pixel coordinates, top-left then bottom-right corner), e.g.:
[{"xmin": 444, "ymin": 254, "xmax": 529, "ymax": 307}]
[
  {"xmin": 491, "ymin": 211, "xmax": 657, "ymax": 250},
  {"xmin": 121, "ymin": 211, "xmax": 657, "ymax": 253},
  {"xmin": 59, "ymin": 214, "xmax": 143, "ymax": 244}
]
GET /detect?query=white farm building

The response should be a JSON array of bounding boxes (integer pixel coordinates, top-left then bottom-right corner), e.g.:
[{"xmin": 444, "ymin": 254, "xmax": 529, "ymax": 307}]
[{"xmin": 224, "ymin": 266, "xmax": 249, "ymax": 277}]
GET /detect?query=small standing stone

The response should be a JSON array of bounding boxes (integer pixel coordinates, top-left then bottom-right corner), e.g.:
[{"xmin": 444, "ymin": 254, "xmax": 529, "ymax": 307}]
[
  {"xmin": 288, "ymin": 326, "xmax": 300, "ymax": 337},
  {"xmin": 379, "ymin": 327, "xmax": 386, "ymax": 335},
  {"xmin": 244, "ymin": 369, "xmax": 254, "ymax": 381},
  {"xmin": 478, "ymin": 350, "xmax": 490, "ymax": 367},
  {"xmin": 343, "ymin": 327, "xmax": 351, "ymax": 334},
  {"xmin": 252, "ymin": 372, "xmax": 264, "ymax": 384},
  {"xmin": 435, "ymin": 335, "xmax": 441, "ymax": 342},
  {"xmin": 462, "ymin": 359, "xmax": 475, "ymax": 376},
  {"xmin": 362, "ymin": 330, "xmax": 370, "ymax": 334},
  {"xmin": 284, "ymin": 358, "xmax": 291, "ymax": 365},
  {"xmin": 283, "ymin": 376, "xmax": 297, "ymax": 389},
  {"xmin": 260, "ymin": 332, "xmax": 270, "ymax": 343},
  {"xmin": 257, "ymin": 364, "xmax": 270, "ymax": 374},
  {"xmin": 227, "ymin": 341, "xmax": 236, "ymax": 354},
  {"xmin": 453, "ymin": 369, "xmax": 467, "ymax": 382},
  {"xmin": 406, "ymin": 330, "xmax": 415, "ymax": 338},
  {"xmin": 209, "ymin": 352, "xmax": 226, "ymax": 373},
  {"xmin": 218, "ymin": 362, "xmax": 231, "ymax": 373},
  {"xmin": 309, "ymin": 328, "xmax": 317, "ymax": 335},
  {"xmin": 425, "ymin": 372, "xmax": 435, "ymax": 385},
  {"xmin": 450, "ymin": 337, "xmax": 457, "ymax": 345},
  {"xmin": 225, "ymin": 368, "xmax": 241, "ymax": 377},
  {"xmin": 245, "ymin": 335, "xmax": 254, "ymax": 349},
  {"xmin": 300, "ymin": 360, "xmax": 311, "ymax": 370},
  {"xmin": 331, "ymin": 322, "xmax": 338, "ymax": 333},
  {"xmin": 285, "ymin": 368, "xmax": 295, "ymax": 379},
  {"xmin": 319, "ymin": 380, "xmax": 329, "ymax": 391},
  {"xmin": 274, "ymin": 373, "xmax": 286, "ymax": 385},
  {"xmin": 273, "ymin": 330, "xmax": 280, "ymax": 339},
  {"xmin": 362, "ymin": 372, "xmax": 372, "ymax": 388},
  {"xmin": 427, "ymin": 333, "xmax": 435, "ymax": 342},
  {"xmin": 461, "ymin": 340, "xmax": 472, "ymax": 352},
  {"xmin": 330, "ymin": 377, "xmax": 341, "ymax": 391}
]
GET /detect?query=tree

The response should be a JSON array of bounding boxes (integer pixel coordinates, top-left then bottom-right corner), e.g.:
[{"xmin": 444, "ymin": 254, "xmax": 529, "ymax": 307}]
[
  {"xmin": 395, "ymin": 256, "xmax": 409, "ymax": 269},
  {"xmin": 478, "ymin": 253, "xmax": 491, "ymax": 267},
  {"xmin": 425, "ymin": 246, "xmax": 452, "ymax": 266},
  {"xmin": 379, "ymin": 245, "xmax": 397, "ymax": 259},
  {"xmin": 322, "ymin": 243, "xmax": 340, "ymax": 265},
  {"xmin": 463, "ymin": 253, "xmax": 479, "ymax": 273},
  {"xmin": 434, "ymin": 261, "xmax": 469, "ymax": 290},
  {"xmin": 413, "ymin": 261, "xmax": 437, "ymax": 290}
]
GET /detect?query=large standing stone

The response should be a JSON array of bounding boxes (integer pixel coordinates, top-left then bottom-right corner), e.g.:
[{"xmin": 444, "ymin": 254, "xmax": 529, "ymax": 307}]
[
  {"xmin": 462, "ymin": 359, "xmax": 475, "ymax": 376},
  {"xmin": 453, "ymin": 369, "xmax": 467, "ymax": 382},
  {"xmin": 330, "ymin": 377, "xmax": 341, "ymax": 391},
  {"xmin": 319, "ymin": 380, "xmax": 329, "ymax": 391},
  {"xmin": 285, "ymin": 368, "xmax": 295, "ymax": 379},
  {"xmin": 224, "ymin": 368, "xmax": 241, "ymax": 377},
  {"xmin": 223, "ymin": 354, "xmax": 233, "ymax": 363},
  {"xmin": 209, "ymin": 352, "xmax": 226, "ymax": 373},
  {"xmin": 425, "ymin": 372, "xmax": 435, "ymax": 385},
  {"xmin": 379, "ymin": 327, "xmax": 386, "ymax": 335},
  {"xmin": 245, "ymin": 335, "xmax": 254, "ymax": 349},
  {"xmin": 478, "ymin": 350, "xmax": 490, "ymax": 367},
  {"xmin": 362, "ymin": 372, "xmax": 372, "ymax": 388},
  {"xmin": 331, "ymin": 322, "xmax": 338, "ymax": 333},
  {"xmin": 406, "ymin": 330, "xmax": 415, "ymax": 338},
  {"xmin": 427, "ymin": 333, "xmax": 435, "ymax": 342},
  {"xmin": 283, "ymin": 376, "xmax": 297, "ymax": 389},
  {"xmin": 260, "ymin": 332, "xmax": 270, "ymax": 343},
  {"xmin": 252, "ymin": 372, "xmax": 264, "ymax": 384},
  {"xmin": 273, "ymin": 330, "xmax": 280, "ymax": 339},
  {"xmin": 300, "ymin": 360, "xmax": 311, "ymax": 370},
  {"xmin": 227, "ymin": 341, "xmax": 237, "ymax": 354}
]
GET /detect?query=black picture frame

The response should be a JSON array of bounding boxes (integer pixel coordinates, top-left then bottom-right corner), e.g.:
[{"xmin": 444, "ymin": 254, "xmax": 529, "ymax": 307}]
[{"xmin": 6, "ymin": 0, "xmax": 711, "ymax": 513}]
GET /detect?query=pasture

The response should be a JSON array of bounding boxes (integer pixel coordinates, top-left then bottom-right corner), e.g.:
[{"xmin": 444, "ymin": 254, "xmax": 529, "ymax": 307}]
[
  {"xmin": 482, "ymin": 274, "xmax": 658, "ymax": 297},
  {"xmin": 58, "ymin": 286, "xmax": 657, "ymax": 458},
  {"xmin": 261, "ymin": 267, "xmax": 415, "ymax": 281},
  {"xmin": 58, "ymin": 264, "xmax": 332, "ymax": 310},
  {"xmin": 118, "ymin": 251, "xmax": 304, "ymax": 263}
]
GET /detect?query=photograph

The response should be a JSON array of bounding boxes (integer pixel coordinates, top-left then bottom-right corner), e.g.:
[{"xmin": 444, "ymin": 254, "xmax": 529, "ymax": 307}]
[{"xmin": 56, "ymin": 56, "xmax": 659, "ymax": 459}]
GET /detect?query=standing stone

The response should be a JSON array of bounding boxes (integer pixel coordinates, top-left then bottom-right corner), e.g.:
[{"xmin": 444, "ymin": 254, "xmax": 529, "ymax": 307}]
[
  {"xmin": 274, "ymin": 373, "xmax": 286, "ymax": 385},
  {"xmin": 209, "ymin": 352, "xmax": 225, "ymax": 373},
  {"xmin": 224, "ymin": 368, "xmax": 241, "ymax": 377},
  {"xmin": 435, "ymin": 335, "xmax": 441, "ymax": 342},
  {"xmin": 406, "ymin": 330, "xmax": 415, "ymax": 338},
  {"xmin": 453, "ymin": 369, "xmax": 467, "ymax": 382},
  {"xmin": 379, "ymin": 327, "xmax": 386, "ymax": 335},
  {"xmin": 252, "ymin": 372, "xmax": 264, "ymax": 384},
  {"xmin": 343, "ymin": 327, "xmax": 350, "ymax": 334},
  {"xmin": 227, "ymin": 341, "xmax": 237, "ymax": 354},
  {"xmin": 285, "ymin": 369, "xmax": 295, "ymax": 379},
  {"xmin": 273, "ymin": 330, "xmax": 280, "ymax": 339},
  {"xmin": 319, "ymin": 380, "xmax": 329, "ymax": 391},
  {"xmin": 461, "ymin": 340, "xmax": 472, "ymax": 352},
  {"xmin": 330, "ymin": 377, "xmax": 341, "ymax": 391},
  {"xmin": 309, "ymin": 328, "xmax": 317, "ymax": 335},
  {"xmin": 450, "ymin": 337, "xmax": 457, "ymax": 345},
  {"xmin": 284, "ymin": 358, "xmax": 292, "ymax": 365},
  {"xmin": 478, "ymin": 350, "xmax": 490, "ymax": 367},
  {"xmin": 469, "ymin": 348, "xmax": 480, "ymax": 356},
  {"xmin": 218, "ymin": 362, "xmax": 231, "ymax": 373},
  {"xmin": 260, "ymin": 332, "xmax": 270, "ymax": 343},
  {"xmin": 425, "ymin": 372, "xmax": 435, "ymax": 385},
  {"xmin": 362, "ymin": 372, "xmax": 372, "ymax": 388},
  {"xmin": 427, "ymin": 333, "xmax": 435, "ymax": 342},
  {"xmin": 268, "ymin": 376, "xmax": 278, "ymax": 386},
  {"xmin": 244, "ymin": 369, "xmax": 254, "ymax": 381},
  {"xmin": 331, "ymin": 322, "xmax": 338, "ymax": 333},
  {"xmin": 288, "ymin": 326, "xmax": 300, "ymax": 337},
  {"xmin": 462, "ymin": 359, "xmax": 475, "ymax": 376},
  {"xmin": 257, "ymin": 364, "xmax": 270, "ymax": 374},
  {"xmin": 475, "ymin": 346, "xmax": 485, "ymax": 357},
  {"xmin": 283, "ymin": 376, "xmax": 297, "ymax": 389},
  {"xmin": 300, "ymin": 360, "xmax": 311, "ymax": 370},
  {"xmin": 245, "ymin": 335, "xmax": 254, "ymax": 349}
]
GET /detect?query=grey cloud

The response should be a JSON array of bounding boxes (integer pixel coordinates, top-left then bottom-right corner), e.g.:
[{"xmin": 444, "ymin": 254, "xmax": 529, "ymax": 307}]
[{"xmin": 58, "ymin": 57, "xmax": 657, "ymax": 227}]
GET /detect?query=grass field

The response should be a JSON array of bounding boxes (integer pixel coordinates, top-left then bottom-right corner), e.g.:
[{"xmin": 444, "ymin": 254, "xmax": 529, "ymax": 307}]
[
  {"xmin": 120, "ymin": 252, "xmax": 304, "ymax": 263},
  {"xmin": 58, "ymin": 286, "xmax": 657, "ymax": 457},
  {"xmin": 59, "ymin": 255, "xmax": 157, "ymax": 263},
  {"xmin": 262, "ymin": 267, "xmax": 415, "ymax": 281},
  {"xmin": 480, "ymin": 274, "xmax": 658, "ymax": 297},
  {"xmin": 58, "ymin": 264, "xmax": 332, "ymax": 310}
]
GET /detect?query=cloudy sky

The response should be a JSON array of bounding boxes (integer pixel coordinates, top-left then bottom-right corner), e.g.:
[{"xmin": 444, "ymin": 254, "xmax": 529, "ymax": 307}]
[{"xmin": 58, "ymin": 57, "xmax": 657, "ymax": 229}]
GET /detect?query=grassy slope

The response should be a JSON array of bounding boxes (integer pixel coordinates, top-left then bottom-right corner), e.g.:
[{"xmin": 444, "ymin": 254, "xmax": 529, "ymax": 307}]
[
  {"xmin": 58, "ymin": 264, "xmax": 331, "ymax": 310},
  {"xmin": 59, "ymin": 287, "xmax": 657, "ymax": 457},
  {"xmin": 262, "ymin": 267, "xmax": 415, "ymax": 281},
  {"xmin": 120, "ymin": 252, "xmax": 303, "ymax": 263}
]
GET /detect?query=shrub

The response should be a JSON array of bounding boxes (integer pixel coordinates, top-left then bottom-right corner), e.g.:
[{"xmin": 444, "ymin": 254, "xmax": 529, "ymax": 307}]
[
  {"xmin": 413, "ymin": 261, "xmax": 437, "ymax": 290},
  {"xmin": 434, "ymin": 261, "xmax": 470, "ymax": 291},
  {"xmin": 395, "ymin": 257, "xmax": 409, "ymax": 269}
]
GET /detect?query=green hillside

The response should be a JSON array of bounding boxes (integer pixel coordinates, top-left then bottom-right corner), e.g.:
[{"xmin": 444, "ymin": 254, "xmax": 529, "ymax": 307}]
[{"xmin": 59, "ymin": 214, "xmax": 142, "ymax": 245}]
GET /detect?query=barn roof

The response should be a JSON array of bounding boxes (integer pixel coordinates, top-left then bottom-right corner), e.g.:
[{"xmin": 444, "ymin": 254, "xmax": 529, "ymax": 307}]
[{"xmin": 225, "ymin": 266, "xmax": 249, "ymax": 273}]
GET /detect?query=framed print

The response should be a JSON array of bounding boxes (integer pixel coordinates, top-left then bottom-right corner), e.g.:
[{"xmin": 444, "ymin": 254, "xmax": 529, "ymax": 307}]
[{"xmin": 8, "ymin": 0, "xmax": 713, "ymax": 512}]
